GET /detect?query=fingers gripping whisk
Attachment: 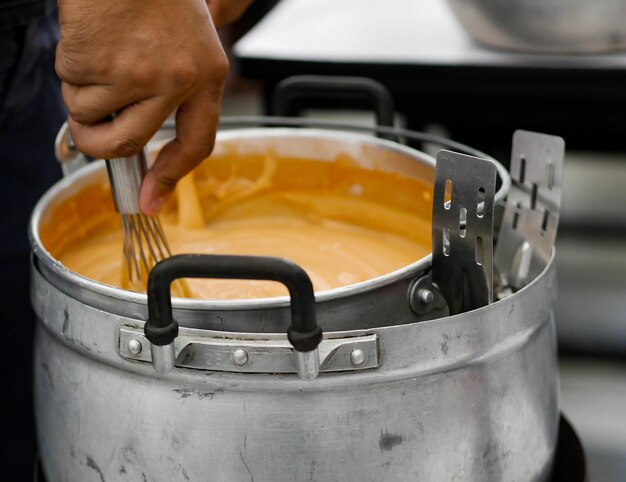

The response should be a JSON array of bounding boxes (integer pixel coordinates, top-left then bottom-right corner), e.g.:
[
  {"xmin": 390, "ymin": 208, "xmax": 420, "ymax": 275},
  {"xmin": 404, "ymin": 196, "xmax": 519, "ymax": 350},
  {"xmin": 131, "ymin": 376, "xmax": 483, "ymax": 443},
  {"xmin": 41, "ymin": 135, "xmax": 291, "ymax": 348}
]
[{"xmin": 106, "ymin": 148, "xmax": 172, "ymax": 289}]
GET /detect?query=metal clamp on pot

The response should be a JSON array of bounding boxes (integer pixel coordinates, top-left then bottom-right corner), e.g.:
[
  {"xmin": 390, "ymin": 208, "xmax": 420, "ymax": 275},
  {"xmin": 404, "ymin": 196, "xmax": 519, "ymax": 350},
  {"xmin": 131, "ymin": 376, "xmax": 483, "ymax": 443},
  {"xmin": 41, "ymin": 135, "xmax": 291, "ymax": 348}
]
[
  {"xmin": 144, "ymin": 254, "xmax": 323, "ymax": 379},
  {"xmin": 431, "ymin": 150, "xmax": 497, "ymax": 315}
]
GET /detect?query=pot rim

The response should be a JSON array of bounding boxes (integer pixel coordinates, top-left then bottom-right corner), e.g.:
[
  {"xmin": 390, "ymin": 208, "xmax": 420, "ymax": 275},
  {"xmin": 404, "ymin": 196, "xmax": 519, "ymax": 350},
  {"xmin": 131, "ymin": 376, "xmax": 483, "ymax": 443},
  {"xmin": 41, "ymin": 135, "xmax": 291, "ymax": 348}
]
[{"xmin": 29, "ymin": 127, "xmax": 508, "ymax": 311}]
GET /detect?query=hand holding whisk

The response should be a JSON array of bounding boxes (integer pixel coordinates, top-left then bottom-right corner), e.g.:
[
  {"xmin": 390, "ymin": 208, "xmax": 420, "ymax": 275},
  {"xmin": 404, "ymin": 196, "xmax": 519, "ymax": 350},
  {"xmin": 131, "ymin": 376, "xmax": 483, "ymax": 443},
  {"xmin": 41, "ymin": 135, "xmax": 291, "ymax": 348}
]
[
  {"xmin": 105, "ymin": 148, "xmax": 174, "ymax": 291},
  {"xmin": 55, "ymin": 121, "xmax": 188, "ymax": 295}
]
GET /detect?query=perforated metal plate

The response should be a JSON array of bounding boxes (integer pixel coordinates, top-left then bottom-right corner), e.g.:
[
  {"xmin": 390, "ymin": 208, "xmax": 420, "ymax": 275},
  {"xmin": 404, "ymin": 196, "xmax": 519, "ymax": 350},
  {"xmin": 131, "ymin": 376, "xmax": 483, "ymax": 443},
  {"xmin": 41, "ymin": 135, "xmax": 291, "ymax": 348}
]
[
  {"xmin": 432, "ymin": 150, "xmax": 497, "ymax": 315},
  {"xmin": 494, "ymin": 130, "xmax": 565, "ymax": 291}
]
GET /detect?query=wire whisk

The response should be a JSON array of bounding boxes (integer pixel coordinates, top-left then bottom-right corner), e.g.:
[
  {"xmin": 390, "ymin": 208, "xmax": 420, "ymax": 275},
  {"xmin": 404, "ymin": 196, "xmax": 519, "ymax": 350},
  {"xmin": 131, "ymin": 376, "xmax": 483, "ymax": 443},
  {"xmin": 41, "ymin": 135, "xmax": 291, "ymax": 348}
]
[
  {"xmin": 106, "ymin": 148, "xmax": 176, "ymax": 291},
  {"xmin": 120, "ymin": 212, "xmax": 172, "ymax": 288}
]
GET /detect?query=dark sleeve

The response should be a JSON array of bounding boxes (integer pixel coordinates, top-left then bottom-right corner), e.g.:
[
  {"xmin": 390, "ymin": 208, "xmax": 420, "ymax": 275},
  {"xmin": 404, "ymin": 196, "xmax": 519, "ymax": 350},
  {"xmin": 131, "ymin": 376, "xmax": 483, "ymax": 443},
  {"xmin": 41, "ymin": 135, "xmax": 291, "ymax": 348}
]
[{"xmin": 0, "ymin": 0, "xmax": 55, "ymax": 31}]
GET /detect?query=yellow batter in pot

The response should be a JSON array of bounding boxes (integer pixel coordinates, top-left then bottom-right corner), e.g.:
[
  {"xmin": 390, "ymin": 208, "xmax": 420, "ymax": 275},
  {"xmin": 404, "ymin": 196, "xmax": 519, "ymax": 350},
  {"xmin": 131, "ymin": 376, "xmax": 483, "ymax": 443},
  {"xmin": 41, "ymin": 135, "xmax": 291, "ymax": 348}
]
[{"xmin": 42, "ymin": 150, "xmax": 432, "ymax": 299}]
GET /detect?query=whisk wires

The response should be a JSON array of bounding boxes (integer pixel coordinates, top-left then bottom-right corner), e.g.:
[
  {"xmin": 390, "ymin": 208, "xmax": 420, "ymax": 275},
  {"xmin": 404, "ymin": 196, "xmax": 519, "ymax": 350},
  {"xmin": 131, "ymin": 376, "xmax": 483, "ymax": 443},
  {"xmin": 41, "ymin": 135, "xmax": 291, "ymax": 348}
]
[
  {"xmin": 107, "ymin": 149, "xmax": 189, "ymax": 296},
  {"xmin": 122, "ymin": 213, "xmax": 172, "ymax": 287}
]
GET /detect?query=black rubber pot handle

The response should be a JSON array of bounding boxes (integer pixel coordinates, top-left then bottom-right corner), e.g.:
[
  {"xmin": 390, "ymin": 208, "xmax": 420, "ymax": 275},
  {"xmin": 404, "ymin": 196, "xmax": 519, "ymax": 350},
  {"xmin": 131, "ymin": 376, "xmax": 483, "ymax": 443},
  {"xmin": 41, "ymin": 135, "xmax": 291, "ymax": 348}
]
[
  {"xmin": 144, "ymin": 254, "xmax": 322, "ymax": 353},
  {"xmin": 272, "ymin": 75, "xmax": 395, "ymax": 134}
]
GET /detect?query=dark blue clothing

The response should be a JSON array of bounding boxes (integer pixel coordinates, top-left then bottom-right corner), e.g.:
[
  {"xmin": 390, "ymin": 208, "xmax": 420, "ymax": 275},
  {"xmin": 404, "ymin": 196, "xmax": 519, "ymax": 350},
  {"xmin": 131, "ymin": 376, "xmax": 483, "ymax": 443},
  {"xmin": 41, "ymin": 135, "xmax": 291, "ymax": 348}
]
[
  {"xmin": 0, "ymin": 12, "xmax": 65, "ymax": 480},
  {"xmin": 0, "ymin": 0, "xmax": 56, "ymax": 30},
  {"xmin": 0, "ymin": 12, "xmax": 63, "ymax": 254}
]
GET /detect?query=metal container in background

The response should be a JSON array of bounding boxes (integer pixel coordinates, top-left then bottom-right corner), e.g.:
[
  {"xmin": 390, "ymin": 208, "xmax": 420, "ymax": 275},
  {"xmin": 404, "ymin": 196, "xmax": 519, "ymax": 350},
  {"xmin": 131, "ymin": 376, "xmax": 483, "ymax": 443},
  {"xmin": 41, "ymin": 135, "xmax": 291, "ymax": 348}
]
[
  {"xmin": 31, "ymin": 122, "xmax": 564, "ymax": 481},
  {"xmin": 445, "ymin": 0, "xmax": 626, "ymax": 53}
]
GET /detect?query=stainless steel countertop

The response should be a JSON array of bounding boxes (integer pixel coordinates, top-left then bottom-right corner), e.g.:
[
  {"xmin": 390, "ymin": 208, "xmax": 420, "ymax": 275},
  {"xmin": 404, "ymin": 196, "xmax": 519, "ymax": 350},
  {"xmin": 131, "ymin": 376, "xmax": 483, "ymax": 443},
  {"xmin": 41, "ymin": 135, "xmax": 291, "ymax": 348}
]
[{"xmin": 235, "ymin": 0, "xmax": 626, "ymax": 70}]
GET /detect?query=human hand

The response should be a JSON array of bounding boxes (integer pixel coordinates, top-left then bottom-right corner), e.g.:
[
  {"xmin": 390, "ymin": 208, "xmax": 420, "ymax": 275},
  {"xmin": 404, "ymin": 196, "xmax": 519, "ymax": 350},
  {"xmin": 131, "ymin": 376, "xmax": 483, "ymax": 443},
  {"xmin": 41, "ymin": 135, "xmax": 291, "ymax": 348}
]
[
  {"xmin": 207, "ymin": 0, "xmax": 254, "ymax": 29},
  {"xmin": 57, "ymin": 0, "xmax": 229, "ymax": 214}
]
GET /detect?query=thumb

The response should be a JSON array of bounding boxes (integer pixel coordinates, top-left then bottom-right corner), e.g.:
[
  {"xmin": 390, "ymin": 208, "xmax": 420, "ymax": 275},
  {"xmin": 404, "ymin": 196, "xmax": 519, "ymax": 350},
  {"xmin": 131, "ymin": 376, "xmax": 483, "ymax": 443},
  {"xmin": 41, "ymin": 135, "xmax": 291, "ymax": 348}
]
[
  {"xmin": 139, "ymin": 91, "xmax": 221, "ymax": 215},
  {"xmin": 139, "ymin": 139, "xmax": 193, "ymax": 215}
]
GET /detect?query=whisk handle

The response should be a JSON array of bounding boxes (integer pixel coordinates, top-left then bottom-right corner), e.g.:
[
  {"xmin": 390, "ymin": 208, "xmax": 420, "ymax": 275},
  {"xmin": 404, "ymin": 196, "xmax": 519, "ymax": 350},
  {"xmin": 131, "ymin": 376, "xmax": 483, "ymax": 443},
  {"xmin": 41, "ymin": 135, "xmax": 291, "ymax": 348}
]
[
  {"xmin": 105, "ymin": 148, "xmax": 149, "ymax": 214},
  {"xmin": 145, "ymin": 254, "xmax": 323, "ymax": 378}
]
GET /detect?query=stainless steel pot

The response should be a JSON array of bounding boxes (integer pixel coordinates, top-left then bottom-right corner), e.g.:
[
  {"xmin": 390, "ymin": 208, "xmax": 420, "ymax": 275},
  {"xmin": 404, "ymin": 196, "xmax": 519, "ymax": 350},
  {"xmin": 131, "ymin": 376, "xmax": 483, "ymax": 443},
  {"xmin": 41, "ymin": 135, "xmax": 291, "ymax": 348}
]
[
  {"xmin": 446, "ymin": 0, "xmax": 626, "ymax": 53},
  {"xmin": 31, "ymin": 126, "xmax": 562, "ymax": 481},
  {"xmin": 35, "ymin": 128, "xmax": 508, "ymax": 334}
]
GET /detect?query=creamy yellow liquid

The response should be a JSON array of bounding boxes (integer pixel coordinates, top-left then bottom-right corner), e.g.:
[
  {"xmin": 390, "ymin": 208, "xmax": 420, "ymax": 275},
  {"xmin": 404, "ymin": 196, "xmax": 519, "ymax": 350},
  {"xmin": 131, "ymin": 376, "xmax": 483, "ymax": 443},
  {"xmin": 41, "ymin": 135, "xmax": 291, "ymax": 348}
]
[{"xmin": 45, "ymin": 152, "xmax": 432, "ymax": 299}]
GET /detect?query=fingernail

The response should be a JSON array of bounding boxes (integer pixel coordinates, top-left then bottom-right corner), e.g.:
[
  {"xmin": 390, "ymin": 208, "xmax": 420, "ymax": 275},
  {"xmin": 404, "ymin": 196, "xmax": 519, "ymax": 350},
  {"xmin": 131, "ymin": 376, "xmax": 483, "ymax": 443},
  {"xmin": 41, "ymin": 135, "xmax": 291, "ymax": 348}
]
[{"xmin": 150, "ymin": 197, "xmax": 165, "ymax": 214}]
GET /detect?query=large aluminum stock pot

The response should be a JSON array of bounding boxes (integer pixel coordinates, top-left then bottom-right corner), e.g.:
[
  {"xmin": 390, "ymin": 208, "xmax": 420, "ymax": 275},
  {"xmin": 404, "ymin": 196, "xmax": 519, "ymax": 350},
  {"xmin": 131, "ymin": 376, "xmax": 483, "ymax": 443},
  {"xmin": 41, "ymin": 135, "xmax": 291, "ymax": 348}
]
[{"xmin": 31, "ymin": 125, "xmax": 562, "ymax": 481}]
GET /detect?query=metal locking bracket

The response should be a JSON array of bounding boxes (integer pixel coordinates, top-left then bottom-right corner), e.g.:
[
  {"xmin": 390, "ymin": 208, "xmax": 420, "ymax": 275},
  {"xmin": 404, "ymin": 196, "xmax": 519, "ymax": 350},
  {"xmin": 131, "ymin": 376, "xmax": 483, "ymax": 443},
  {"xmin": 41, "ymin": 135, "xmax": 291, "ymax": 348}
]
[
  {"xmin": 407, "ymin": 273, "xmax": 450, "ymax": 318},
  {"xmin": 120, "ymin": 324, "xmax": 379, "ymax": 375},
  {"xmin": 431, "ymin": 150, "xmax": 498, "ymax": 315},
  {"xmin": 494, "ymin": 130, "xmax": 565, "ymax": 293}
]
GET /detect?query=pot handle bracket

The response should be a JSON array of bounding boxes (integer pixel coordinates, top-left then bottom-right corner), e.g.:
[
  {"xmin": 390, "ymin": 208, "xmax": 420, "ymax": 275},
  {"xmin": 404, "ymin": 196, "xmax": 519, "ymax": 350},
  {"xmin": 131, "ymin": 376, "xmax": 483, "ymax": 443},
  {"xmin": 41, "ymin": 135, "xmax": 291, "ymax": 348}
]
[{"xmin": 143, "ymin": 254, "xmax": 323, "ymax": 380}]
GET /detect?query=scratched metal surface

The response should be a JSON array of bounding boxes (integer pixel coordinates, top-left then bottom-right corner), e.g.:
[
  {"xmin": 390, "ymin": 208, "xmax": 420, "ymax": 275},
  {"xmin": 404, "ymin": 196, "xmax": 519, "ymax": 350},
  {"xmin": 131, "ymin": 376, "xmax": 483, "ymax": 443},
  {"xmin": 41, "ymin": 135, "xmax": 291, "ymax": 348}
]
[{"xmin": 32, "ymin": 253, "xmax": 559, "ymax": 481}]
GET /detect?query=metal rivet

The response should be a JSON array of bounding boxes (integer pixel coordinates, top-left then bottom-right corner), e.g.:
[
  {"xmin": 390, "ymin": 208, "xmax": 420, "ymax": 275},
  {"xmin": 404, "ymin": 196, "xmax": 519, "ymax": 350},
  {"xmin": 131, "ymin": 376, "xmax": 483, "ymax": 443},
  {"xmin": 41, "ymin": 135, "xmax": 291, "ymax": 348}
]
[
  {"xmin": 419, "ymin": 288, "xmax": 434, "ymax": 305},
  {"xmin": 233, "ymin": 349, "xmax": 249, "ymax": 366},
  {"xmin": 350, "ymin": 349, "xmax": 365, "ymax": 366},
  {"xmin": 128, "ymin": 339, "xmax": 142, "ymax": 355}
]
